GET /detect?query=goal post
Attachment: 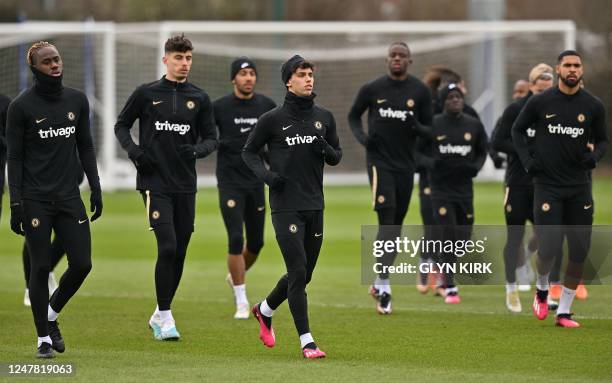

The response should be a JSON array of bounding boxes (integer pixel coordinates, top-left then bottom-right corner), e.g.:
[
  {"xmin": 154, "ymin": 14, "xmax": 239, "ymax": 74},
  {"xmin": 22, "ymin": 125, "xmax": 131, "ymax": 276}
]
[{"xmin": 0, "ymin": 20, "xmax": 575, "ymax": 189}]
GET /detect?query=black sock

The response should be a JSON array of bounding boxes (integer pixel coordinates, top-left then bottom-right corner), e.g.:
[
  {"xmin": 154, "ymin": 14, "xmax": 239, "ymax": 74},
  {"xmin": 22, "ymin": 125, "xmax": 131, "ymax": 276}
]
[
  {"xmin": 537, "ymin": 289, "xmax": 548, "ymax": 301},
  {"xmin": 303, "ymin": 342, "xmax": 317, "ymax": 350},
  {"xmin": 258, "ymin": 303, "xmax": 272, "ymax": 329}
]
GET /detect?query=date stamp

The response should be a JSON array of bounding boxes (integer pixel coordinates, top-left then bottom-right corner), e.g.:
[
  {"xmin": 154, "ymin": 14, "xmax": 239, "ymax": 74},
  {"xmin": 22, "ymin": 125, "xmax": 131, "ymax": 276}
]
[{"xmin": 1, "ymin": 363, "xmax": 75, "ymax": 376}]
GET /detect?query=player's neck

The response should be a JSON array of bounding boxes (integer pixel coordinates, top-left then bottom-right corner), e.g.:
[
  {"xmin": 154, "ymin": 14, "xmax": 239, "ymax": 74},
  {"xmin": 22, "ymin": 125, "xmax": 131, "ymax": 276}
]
[
  {"xmin": 388, "ymin": 72, "xmax": 408, "ymax": 81},
  {"xmin": 234, "ymin": 89, "xmax": 254, "ymax": 100},
  {"xmin": 165, "ymin": 74, "xmax": 187, "ymax": 83},
  {"xmin": 558, "ymin": 82, "xmax": 580, "ymax": 96}
]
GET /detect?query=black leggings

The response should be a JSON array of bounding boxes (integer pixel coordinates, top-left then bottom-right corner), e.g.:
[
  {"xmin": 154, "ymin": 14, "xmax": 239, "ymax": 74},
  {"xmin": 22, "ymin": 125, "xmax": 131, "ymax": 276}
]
[
  {"xmin": 502, "ymin": 186, "xmax": 535, "ymax": 283},
  {"xmin": 266, "ymin": 211, "xmax": 323, "ymax": 336},
  {"xmin": 143, "ymin": 192, "xmax": 195, "ymax": 311},
  {"xmin": 23, "ymin": 235, "xmax": 66, "ymax": 287},
  {"xmin": 219, "ymin": 186, "xmax": 265, "ymax": 255},
  {"xmin": 24, "ymin": 198, "xmax": 92, "ymax": 337}
]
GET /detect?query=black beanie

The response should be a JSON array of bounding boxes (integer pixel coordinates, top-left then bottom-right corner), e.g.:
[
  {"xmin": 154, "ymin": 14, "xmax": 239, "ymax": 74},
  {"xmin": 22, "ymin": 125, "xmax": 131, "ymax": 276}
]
[
  {"xmin": 281, "ymin": 55, "xmax": 305, "ymax": 85},
  {"xmin": 439, "ymin": 82, "xmax": 464, "ymax": 104},
  {"xmin": 230, "ymin": 57, "xmax": 257, "ymax": 80}
]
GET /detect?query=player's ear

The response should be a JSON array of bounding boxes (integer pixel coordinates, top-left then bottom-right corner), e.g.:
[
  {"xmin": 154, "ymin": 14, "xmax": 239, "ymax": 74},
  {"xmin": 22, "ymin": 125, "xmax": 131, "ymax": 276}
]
[{"xmin": 162, "ymin": 54, "xmax": 168, "ymax": 65}]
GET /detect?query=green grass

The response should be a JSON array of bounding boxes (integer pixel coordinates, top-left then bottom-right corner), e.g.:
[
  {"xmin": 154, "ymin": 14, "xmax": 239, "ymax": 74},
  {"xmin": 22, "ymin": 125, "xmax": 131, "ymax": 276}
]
[{"xmin": 1, "ymin": 181, "xmax": 612, "ymax": 382}]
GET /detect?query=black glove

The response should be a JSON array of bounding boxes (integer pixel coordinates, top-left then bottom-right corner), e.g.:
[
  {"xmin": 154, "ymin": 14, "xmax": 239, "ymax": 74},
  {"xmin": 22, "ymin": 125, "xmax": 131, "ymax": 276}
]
[
  {"xmin": 128, "ymin": 147, "xmax": 156, "ymax": 174},
  {"xmin": 492, "ymin": 156, "xmax": 505, "ymax": 169},
  {"xmin": 365, "ymin": 134, "xmax": 378, "ymax": 150},
  {"xmin": 268, "ymin": 174, "xmax": 287, "ymax": 192},
  {"xmin": 311, "ymin": 136, "xmax": 328, "ymax": 155},
  {"xmin": 464, "ymin": 164, "xmax": 480, "ymax": 178},
  {"xmin": 10, "ymin": 202, "xmax": 25, "ymax": 236},
  {"xmin": 580, "ymin": 152, "xmax": 597, "ymax": 170},
  {"xmin": 178, "ymin": 144, "xmax": 197, "ymax": 161},
  {"xmin": 525, "ymin": 157, "xmax": 542, "ymax": 176},
  {"xmin": 90, "ymin": 189, "xmax": 103, "ymax": 222}
]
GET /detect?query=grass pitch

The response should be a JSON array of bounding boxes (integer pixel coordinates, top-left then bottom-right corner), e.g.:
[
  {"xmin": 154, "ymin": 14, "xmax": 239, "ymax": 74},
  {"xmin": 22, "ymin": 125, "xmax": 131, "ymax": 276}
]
[{"xmin": 1, "ymin": 181, "xmax": 611, "ymax": 382}]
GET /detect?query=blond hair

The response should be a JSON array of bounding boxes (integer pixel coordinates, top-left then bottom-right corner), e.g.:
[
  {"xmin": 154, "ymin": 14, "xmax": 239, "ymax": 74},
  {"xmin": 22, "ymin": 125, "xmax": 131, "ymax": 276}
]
[
  {"xmin": 528, "ymin": 63, "xmax": 554, "ymax": 84},
  {"xmin": 27, "ymin": 41, "xmax": 56, "ymax": 66}
]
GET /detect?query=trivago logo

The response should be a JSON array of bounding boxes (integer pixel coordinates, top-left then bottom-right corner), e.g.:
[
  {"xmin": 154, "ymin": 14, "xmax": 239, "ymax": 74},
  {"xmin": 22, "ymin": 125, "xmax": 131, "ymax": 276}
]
[
  {"xmin": 285, "ymin": 134, "xmax": 318, "ymax": 146},
  {"xmin": 547, "ymin": 123, "xmax": 584, "ymax": 138},
  {"xmin": 38, "ymin": 126, "xmax": 76, "ymax": 139},
  {"xmin": 439, "ymin": 144, "xmax": 472, "ymax": 156},
  {"xmin": 234, "ymin": 117, "xmax": 258, "ymax": 125},
  {"xmin": 155, "ymin": 121, "xmax": 191, "ymax": 135},
  {"xmin": 378, "ymin": 107, "xmax": 410, "ymax": 121}
]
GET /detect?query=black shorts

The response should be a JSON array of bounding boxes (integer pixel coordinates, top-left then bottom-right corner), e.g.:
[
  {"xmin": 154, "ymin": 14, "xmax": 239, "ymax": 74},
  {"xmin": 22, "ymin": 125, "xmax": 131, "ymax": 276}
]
[
  {"xmin": 503, "ymin": 185, "xmax": 534, "ymax": 225},
  {"xmin": 431, "ymin": 198, "xmax": 474, "ymax": 226},
  {"xmin": 367, "ymin": 164, "xmax": 414, "ymax": 211},
  {"xmin": 533, "ymin": 184, "xmax": 593, "ymax": 226},
  {"xmin": 218, "ymin": 185, "xmax": 266, "ymax": 255},
  {"xmin": 141, "ymin": 191, "xmax": 196, "ymax": 233}
]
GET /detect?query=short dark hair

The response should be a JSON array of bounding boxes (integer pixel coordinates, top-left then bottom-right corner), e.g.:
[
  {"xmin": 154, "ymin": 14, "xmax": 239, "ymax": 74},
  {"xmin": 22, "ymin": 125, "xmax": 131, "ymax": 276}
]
[
  {"xmin": 438, "ymin": 68, "xmax": 462, "ymax": 85},
  {"xmin": 294, "ymin": 60, "xmax": 315, "ymax": 72},
  {"xmin": 557, "ymin": 50, "xmax": 581, "ymax": 63},
  {"xmin": 164, "ymin": 34, "xmax": 193, "ymax": 53}
]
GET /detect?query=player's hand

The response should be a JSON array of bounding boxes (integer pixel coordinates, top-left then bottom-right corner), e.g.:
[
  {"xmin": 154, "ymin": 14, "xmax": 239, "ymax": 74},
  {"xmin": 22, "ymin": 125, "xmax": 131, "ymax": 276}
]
[
  {"xmin": 270, "ymin": 174, "xmax": 287, "ymax": 192},
  {"xmin": 178, "ymin": 144, "xmax": 197, "ymax": 161},
  {"xmin": 128, "ymin": 147, "xmax": 156, "ymax": 174},
  {"xmin": 492, "ymin": 155, "xmax": 505, "ymax": 169},
  {"xmin": 311, "ymin": 136, "xmax": 328, "ymax": 155},
  {"xmin": 10, "ymin": 202, "xmax": 25, "ymax": 236},
  {"xmin": 465, "ymin": 164, "xmax": 480, "ymax": 178},
  {"xmin": 90, "ymin": 189, "xmax": 103, "ymax": 222},
  {"xmin": 580, "ymin": 152, "xmax": 597, "ymax": 170},
  {"xmin": 525, "ymin": 157, "xmax": 542, "ymax": 176}
]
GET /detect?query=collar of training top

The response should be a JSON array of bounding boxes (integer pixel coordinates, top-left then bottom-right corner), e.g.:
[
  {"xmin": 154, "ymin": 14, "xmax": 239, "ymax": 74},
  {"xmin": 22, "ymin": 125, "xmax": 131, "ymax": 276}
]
[
  {"xmin": 283, "ymin": 91, "xmax": 316, "ymax": 112},
  {"xmin": 161, "ymin": 75, "xmax": 189, "ymax": 89},
  {"xmin": 31, "ymin": 66, "xmax": 64, "ymax": 100}
]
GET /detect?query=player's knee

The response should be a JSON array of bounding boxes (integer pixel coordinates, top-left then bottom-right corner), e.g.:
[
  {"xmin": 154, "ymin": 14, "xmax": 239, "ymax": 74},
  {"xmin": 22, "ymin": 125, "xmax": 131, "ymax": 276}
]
[
  {"xmin": 73, "ymin": 259, "xmax": 92, "ymax": 277},
  {"xmin": 288, "ymin": 267, "xmax": 308, "ymax": 288},
  {"xmin": 157, "ymin": 240, "xmax": 176, "ymax": 260},
  {"xmin": 228, "ymin": 234, "xmax": 244, "ymax": 255},
  {"xmin": 31, "ymin": 264, "xmax": 50, "ymax": 281},
  {"xmin": 246, "ymin": 239, "xmax": 263, "ymax": 255}
]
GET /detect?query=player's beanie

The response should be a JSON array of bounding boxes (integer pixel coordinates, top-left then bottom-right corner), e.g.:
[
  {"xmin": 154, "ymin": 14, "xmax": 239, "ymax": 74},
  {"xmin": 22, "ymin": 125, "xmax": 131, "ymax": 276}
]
[
  {"xmin": 281, "ymin": 55, "xmax": 305, "ymax": 84},
  {"xmin": 439, "ymin": 82, "xmax": 464, "ymax": 104},
  {"xmin": 230, "ymin": 57, "xmax": 257, "ymax": 80}
]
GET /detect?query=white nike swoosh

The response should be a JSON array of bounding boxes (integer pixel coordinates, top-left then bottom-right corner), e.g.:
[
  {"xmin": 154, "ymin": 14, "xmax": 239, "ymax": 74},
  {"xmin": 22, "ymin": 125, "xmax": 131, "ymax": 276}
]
[
  {"xmin": 36, "ymin": 118, "xmax": 47, "ymax": 124},
  {"xmin": 152, "ymin": 101, "xmax": 163, "ymax": 105},
  {"xmin": 314, "ymin": 233, "xmax": 323, "ymax": 237},
  {"xmin": 240, "ymin": 127, "xmax": 251, "ymax": 133},
  {"xmin": 436, "ymin": 135, "xmax": 446, "ymax": 141},
  {"xmin": 78, "ymin": 219, "xmax": 89, "ymax": 224},
  {"xmin": 545, "ymin": 114, "xmax": 556, "ymax": 119},
  {"xmin": 376, "ymin": 99, "xmax": 386, "ymax": 104},
  {"xmin": 282, "ymin": 125, "xmax": 293, "ymax": 131},
  {"xmin": 584, "ymin": 205, "xmax": 592, "ymax": 210},
  {"xmin": 257, "ymin": 206, "xmax": 265, "ymax": 211}
]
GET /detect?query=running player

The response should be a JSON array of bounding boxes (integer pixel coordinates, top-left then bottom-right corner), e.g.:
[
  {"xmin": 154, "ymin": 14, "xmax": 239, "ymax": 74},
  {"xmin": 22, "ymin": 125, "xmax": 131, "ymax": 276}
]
[
  {"xmin": 423, "ymin": 83, "xmax": 488, "ymax": 303},
  {"xmin": 115, "ymin": 34, "xmax": 217, "ymax": 340},
  {"xmin": 243, "ymin": 55, "xmax": 341, "ymax": 358},
  {"xmin": 348, "ymin": 42, "xmax": 432, "ymax": 313},
  {"xmin": 213, "ymin": 57, "xmax": 276, "ymax": 319},
  {"xmin": 511, "ymin": 50, "xmax": 607, "ymax": 327},
  {"xmin": 491, "ymin": 64, "xmax": 554, "ymax": 312},
  {"xmin": 7, "ymin": 42, "xmax": 103, "ymax": 358}
]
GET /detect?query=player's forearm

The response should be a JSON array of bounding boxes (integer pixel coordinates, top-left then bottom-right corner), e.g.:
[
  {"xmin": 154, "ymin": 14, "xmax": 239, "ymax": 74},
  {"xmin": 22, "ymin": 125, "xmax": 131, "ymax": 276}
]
[
  {"xmin": 114, "ymin": 123, "xmax": 138, "ymax": 153},
  {"xmin": 7, "ymin": 158, "xmax": 22, "ymax": 203},
  {"xmin": 491, "ymin": 127, "xmax": 515, "ymax": 154},
  {"xmin": 348, "ymin": 109, "xmax": 368, "ymax": 146},
  {"xmin": 511, "ymin": 121, "xmax": 532, "ymax": 167},
  {"xmin": 242, "ymin": 149, "xmax": 274, "ymax": 184},
  {"xmin": 193, "ymin": 134, "xmax": 218, "ymax": 158},
  {"xmin": 324, "ymin": 146, "xmax": 342, "ymax": 166}
]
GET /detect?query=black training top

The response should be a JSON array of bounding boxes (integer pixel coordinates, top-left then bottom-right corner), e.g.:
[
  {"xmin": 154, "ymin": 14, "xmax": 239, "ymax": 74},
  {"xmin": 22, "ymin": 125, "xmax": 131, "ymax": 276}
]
[
  {"xmin": 6, "ymin": 79, "xmax": 100, "ymax": 203},
  {"xmin": 213, "ymin": 92, "xmax": 276, "ymax": 188},
  {"xmin": 511, "ymin": 87, "xmax": 607, "ymax": 186},
  {"xmin": 427, "ymin": 112, "xmax": 488, "ymax": 200},
  {"xmin": 115, "ymin": 76, "xmax": 218, "ymax": 193},
  {"xmin": 348, "ymin": 74, "xmax": 432, "ymax": 173},
  {"xmin": 491, "ymin": 92, "xmax": 534, "ymax": 187},
  {"xmin": 0, "ymin": 94, "xmax": 10, "ymax": 156},
  {"xmin": 242, "ymin": 91, "xmax": 342, "ymax": 212}
]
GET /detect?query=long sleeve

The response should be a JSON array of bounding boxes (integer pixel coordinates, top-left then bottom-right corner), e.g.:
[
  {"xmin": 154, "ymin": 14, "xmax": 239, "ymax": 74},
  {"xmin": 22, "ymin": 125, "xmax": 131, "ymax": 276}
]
[
  {"xmin": 417, "ymin": 87, "xmax": 434, "ymax": 126},
  {"xmin": 193, "ymin": 94, "xmax": 218, "ymax": 158},
  {"xmin": 492, "ymin": 104, "xmax": 519, "ymax": 154},
  {"xmin": 114, "ymin": 86, "xmax": 144, "ymax": 154},
  {"xmin": 511, "ymin": 97, "xmax": 538, "ymax": 169},
  {"xmin": 6, "ymin": 101, "xmax": 25, "ymax": 203},
  {"xmin": 590, "ymin": 101, "xmax": 608, "ymax": 162},
  {"xmin": 76, "ymin": 95, "xmax": 101, "ymax": 192},
  {"xmin": 347, "ymin": 85, "xmax": 370, "ymax": 146},
  {"xmin": 473, "ymin": 122, "xmax": 488, "ymax": 172},
  {"xmin": 323, "ymin": 113, "xmax": 342, "ymax": 166},
  {"xmin": 242, "ymin": 115, "xmax": 275, "ymax": 185}
]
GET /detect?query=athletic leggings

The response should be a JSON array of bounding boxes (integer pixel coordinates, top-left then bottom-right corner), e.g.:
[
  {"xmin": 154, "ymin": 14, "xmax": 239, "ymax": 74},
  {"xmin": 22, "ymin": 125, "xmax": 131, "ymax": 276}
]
[
  {"xmin": 23, "ymin": 198, "xmax": 92, "ymax": 337},
  {"xmin": 266, "ymin": 210, "xmax": 323, "ymax": 336},
  {"xmin": 23, "ymin": 236, "xmax": 66, "ymax": 287}
]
